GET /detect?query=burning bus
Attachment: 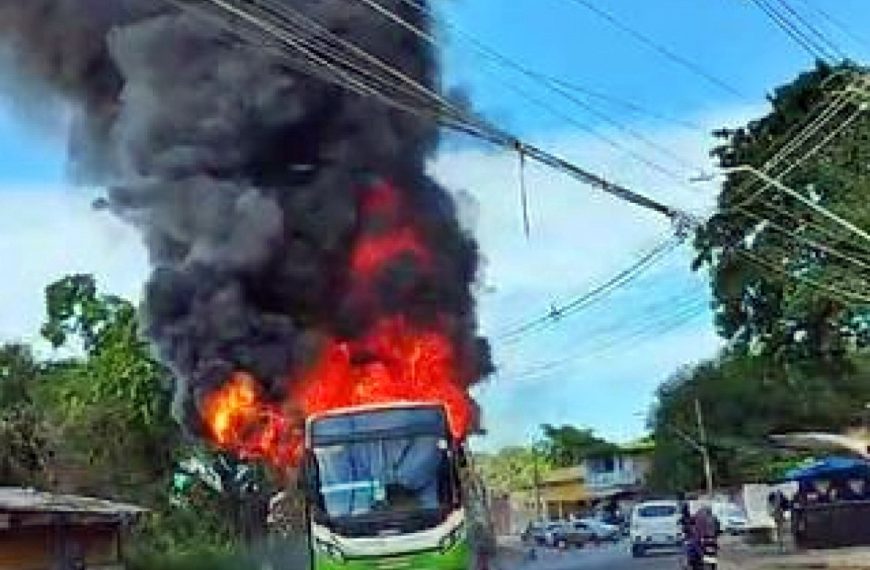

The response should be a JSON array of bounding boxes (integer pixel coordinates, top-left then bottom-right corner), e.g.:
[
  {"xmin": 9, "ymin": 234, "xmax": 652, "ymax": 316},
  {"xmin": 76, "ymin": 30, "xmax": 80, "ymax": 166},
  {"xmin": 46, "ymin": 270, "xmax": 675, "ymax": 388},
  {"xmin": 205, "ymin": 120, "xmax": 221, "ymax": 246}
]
[
  {"xmin": 301, "ymin": 402, "xmax": 471, "ymax": 569},
  {"xmin": 0, "ymin": 0, "xmax": 494, "ymax": 566}
]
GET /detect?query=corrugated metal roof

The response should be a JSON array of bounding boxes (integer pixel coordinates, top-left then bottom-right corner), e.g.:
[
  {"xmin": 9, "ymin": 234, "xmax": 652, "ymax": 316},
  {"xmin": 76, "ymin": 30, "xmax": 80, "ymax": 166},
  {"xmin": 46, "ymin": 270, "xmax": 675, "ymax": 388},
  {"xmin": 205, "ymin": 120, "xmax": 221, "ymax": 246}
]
[{"xmin": 0, "ymin": 487, "xmax": 146, "ymax": 516}]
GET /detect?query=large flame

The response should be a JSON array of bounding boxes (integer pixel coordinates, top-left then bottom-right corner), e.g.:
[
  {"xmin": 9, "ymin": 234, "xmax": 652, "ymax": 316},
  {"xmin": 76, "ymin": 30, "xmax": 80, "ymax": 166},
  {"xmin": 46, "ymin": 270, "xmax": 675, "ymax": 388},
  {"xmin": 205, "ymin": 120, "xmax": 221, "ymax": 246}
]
[
  {"xmin": 297, "ymin": 316, "xmax": 471, "ymax": 440},
  {"xmin": 201, "ymin": 180, "xmax": 474, "ymax": 468}
]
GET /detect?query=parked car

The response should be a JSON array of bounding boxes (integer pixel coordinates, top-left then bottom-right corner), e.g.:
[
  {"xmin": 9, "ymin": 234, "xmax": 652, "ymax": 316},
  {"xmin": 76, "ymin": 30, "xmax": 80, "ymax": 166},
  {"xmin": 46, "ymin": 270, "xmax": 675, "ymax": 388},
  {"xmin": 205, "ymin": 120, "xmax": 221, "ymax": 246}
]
[
  {"xmin": 630, "ymin": 500, "xmax": 684, "ymax": 558},
  {"xmin": 577, "ymin": 518, "xmax": 622, "ymax": 542},
  {"xmin": 522, "ymin": 521, "xmax": 565, "ymax": 546},
  {"xmin": 553, "ymin": 520, "xmax": 594, "ymax": 548}
]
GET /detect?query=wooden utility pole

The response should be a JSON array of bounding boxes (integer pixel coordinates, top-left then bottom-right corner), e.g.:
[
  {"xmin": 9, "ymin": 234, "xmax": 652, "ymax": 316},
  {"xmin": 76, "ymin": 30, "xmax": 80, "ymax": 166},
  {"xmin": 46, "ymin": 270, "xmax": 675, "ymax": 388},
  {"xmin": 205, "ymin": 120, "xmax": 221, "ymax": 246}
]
[
  {"xmin": 695, "ymin": 398, "xmax": 714, "ymax": 498},
  {"xmin": 532, "ymin": 440, "xmax": 543, "ymax": 521}
]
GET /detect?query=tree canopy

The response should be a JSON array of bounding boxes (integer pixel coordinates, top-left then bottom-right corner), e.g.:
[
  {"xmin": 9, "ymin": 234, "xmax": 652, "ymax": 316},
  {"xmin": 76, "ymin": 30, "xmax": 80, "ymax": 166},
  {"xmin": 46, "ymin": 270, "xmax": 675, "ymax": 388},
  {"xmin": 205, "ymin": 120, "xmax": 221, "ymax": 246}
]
[
  {"xmin": 694, "ymin": 62, "xmax": 870, "ymax": 361},
  {"xmin": 650, "ymin": 63, "xmax": 870, "ymax": 492},
  {"xmin": 0, "ymin": 274, "xmax": 270, "ymax": 563},
  {"xmin": 540, "ymin": 424, "xmax": 619, "ymax": 467}
]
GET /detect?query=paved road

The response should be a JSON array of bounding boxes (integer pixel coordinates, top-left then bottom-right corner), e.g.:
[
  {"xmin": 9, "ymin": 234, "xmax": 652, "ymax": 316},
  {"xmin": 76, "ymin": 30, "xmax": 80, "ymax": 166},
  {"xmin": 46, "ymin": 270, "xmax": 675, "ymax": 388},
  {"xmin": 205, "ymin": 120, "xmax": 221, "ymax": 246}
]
[{"xmin": 501, "ymin": 541, "xmax": 682, "ymax": 570}]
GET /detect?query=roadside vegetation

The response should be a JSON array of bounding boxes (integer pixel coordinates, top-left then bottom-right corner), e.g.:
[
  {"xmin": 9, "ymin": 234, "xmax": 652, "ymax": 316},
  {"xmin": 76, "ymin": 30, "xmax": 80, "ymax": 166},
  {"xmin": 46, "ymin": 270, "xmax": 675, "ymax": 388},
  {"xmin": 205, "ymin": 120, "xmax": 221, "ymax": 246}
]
[
  {"xmin": 0, "ymin": 274, "xmax": 269, "ymax": 565},
  {"xmin": 651, "ymin": 62, "xmax": 870, "ymax": 491}
]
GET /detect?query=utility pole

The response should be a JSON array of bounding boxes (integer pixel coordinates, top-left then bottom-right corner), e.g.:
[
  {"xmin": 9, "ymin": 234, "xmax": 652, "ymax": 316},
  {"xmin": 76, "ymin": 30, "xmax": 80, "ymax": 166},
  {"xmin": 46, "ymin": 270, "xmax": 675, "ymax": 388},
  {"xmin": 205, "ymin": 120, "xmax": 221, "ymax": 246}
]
[
  {"xmin": 668, "ymin": 402, "xmax": 714, "ymax": 498},
  {"xmin": 532, "ymin": 438, "xmax": 543, "ymax": 521},
  {"xmin": 694, "ymin": 398, "xmax": 714, "ymax": 498}
]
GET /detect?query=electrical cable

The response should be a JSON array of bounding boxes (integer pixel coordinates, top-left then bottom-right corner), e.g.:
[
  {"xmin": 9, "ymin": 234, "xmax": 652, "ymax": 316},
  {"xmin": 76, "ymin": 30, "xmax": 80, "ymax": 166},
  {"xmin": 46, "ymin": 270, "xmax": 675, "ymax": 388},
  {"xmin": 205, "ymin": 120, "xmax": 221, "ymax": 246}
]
[
  {"xmin": 495, "ymin": 236, "xmax": 682, "ymax": 341},
  {"xmin": 353, "ymin": 0, "xmax": 702, "ymax": 182},
  {"xmin": 748, "ymin": 0, "xmax": 835, "ymax": 61},
  {"xmin": 399, "ymin": 0, "xmax": 709, "ymax": 135},
  {"xmin": 736, "ymin": 206, "xmax": 870, "ymax": 271},
  {"xmin": 734, "ymin": 248, "xmax": 870, "ymax": 305},
  {"xmin": 501, "ymin": 296, "xmax": 710, "ymax": 383},
  {"xmin": 731, "ymin": 108, "xmax": 864, "ymax": 214},
  {"xmin": 173, "ymin": 0, "xmax": 688, "ymax": 222},
  {"xmin": 769, "ymin": 0, "xmax": 847, "ymax": 60},
  {"xmin": 794, "ymin": 0, "xmax": 870, "ymax": 51},
  {"xmin": 557, "ymin": 0, "xmax": 746, "ymax": 99}
]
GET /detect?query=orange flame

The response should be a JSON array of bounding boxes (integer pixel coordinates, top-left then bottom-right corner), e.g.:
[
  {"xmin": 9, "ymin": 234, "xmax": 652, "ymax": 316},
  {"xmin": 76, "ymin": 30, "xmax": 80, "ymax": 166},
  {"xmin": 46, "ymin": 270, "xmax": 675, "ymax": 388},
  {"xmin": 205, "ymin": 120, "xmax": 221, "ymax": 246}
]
[
  {"xmin": 297, "ymin": 316, "xmax": 471, "ymax": 440},
  {"xmin": 202, "ymin": 372, "xmax": 301, "ymax": 466},
  {"xmin": 200, "ymin": 180, "xmax": 474, "ymax": 468}
]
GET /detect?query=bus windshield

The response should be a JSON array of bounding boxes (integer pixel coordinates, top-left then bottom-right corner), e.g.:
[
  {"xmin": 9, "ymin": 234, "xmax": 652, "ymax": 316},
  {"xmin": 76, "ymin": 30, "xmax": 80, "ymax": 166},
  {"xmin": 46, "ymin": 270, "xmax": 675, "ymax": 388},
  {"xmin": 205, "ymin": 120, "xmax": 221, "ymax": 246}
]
[{"xmin": 313, "ymin": 434, "xmax": 452, "ymax": 521}]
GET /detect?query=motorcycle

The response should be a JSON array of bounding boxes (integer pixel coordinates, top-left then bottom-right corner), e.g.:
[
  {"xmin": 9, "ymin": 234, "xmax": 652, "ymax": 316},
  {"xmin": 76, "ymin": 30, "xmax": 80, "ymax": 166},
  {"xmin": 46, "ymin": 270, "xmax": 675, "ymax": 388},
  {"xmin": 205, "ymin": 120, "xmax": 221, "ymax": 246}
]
[{"xmin": 685, "ymin": 536, "xmax": 718, "ymax": 570}]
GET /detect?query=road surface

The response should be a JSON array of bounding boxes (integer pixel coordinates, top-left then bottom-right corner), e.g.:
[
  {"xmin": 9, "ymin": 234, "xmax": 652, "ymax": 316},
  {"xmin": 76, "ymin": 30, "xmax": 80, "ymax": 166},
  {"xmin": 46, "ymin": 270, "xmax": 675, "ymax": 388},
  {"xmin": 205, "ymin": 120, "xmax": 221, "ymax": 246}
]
[{"xmin": 501, "ymin": 541, "xmax": 682, "ymax": 570}]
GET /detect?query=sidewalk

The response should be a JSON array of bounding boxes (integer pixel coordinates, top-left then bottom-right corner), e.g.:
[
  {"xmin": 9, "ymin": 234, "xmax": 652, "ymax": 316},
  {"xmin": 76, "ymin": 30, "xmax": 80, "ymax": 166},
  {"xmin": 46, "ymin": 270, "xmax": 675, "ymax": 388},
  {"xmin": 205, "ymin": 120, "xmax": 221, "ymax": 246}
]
[{"xmin": 721, "ymin": 537, "xmax": 870, "ymax": 569}]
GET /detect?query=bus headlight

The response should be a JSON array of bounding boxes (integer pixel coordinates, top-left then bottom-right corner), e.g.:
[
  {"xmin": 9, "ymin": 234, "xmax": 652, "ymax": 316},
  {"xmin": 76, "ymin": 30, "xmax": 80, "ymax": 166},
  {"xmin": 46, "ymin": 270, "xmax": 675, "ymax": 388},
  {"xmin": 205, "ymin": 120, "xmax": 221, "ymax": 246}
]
[
  {"xmin": 438, "ymin": 523, "xmax": 465, "ymax": 553},
  {"xmin": 315, "ymin": 538, "xmax": 346, "ymax": 563}
]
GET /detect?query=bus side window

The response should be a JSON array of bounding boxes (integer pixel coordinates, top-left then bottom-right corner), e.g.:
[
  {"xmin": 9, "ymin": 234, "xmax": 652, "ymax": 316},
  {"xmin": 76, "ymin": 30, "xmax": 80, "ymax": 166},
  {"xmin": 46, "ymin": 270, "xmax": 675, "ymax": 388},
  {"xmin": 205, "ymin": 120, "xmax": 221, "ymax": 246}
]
[{"xmin": 301, "ymin": 452, "xmax": 324, "ymax": 511}]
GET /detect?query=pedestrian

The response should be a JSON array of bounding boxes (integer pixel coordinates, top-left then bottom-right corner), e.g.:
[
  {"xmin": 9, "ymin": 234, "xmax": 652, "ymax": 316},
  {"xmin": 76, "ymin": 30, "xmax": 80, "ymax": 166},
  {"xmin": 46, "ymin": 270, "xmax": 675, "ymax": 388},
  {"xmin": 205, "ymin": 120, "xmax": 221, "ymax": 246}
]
[{"xmin": 768, "ymin": 490, "xmax": 787, "ymax": 551}]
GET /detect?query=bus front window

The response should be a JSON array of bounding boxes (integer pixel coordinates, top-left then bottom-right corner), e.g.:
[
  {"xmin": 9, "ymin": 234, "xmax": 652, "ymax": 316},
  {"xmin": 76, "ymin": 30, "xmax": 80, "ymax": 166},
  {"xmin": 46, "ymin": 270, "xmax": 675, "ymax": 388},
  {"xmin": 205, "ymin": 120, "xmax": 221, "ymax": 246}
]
[{"xmin": 313, "ymin": 435, "xmax": 452, "ymax": 525}]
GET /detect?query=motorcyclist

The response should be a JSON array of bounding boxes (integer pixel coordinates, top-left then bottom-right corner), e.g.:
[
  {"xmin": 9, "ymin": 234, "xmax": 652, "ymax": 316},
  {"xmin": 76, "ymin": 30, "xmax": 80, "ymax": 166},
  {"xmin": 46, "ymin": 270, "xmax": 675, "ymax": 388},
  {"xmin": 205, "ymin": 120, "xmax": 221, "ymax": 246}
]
[
  {"xmin": 678, "ymin": 495, "xmax": 696, "ymax": 565},
  {"xmin": 688, "ymin": 506, "xmax": 718, "ymax": 569}
]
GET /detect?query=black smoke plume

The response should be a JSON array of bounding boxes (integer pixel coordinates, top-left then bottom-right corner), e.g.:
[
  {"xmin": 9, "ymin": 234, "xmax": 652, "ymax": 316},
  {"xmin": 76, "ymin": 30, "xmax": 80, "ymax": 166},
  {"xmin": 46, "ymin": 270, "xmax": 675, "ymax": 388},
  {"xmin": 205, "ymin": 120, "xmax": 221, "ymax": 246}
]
[{"xmin": 0, "ymin": 0, "xmax": 491, "ymax": 433}]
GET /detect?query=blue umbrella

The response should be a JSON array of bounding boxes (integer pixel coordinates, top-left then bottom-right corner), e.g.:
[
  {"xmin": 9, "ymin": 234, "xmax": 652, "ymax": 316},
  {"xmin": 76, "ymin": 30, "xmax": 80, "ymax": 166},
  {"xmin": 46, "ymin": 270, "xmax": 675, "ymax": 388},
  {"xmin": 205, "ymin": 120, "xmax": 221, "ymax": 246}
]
[{"xmin": 783, "ymin": 457, "xmax": 870, "ymax": 482}]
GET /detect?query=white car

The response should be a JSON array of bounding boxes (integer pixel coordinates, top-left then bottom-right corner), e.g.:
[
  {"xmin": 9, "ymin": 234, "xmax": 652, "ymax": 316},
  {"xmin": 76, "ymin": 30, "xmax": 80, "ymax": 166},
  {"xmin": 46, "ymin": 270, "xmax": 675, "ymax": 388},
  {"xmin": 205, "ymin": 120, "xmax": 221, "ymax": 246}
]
[{"xmin": 630, "ymin": 500, "xmax": 684, "ymax": 558}]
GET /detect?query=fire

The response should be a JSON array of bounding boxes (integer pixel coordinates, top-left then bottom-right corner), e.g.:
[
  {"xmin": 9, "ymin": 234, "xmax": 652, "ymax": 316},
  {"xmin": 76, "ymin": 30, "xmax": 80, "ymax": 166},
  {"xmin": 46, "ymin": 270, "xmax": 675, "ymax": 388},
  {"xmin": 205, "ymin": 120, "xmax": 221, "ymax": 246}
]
[
  {"xmin": 350, "ymin": 227, "xmax": 431, "ymax": 276},
  {"xmin": 297, "ymin": 316, "xmax": 472, "ymax": 440},
  {"xmin": 200, "ymin": 179, "xmax": 474, "ymax": 468},
  {"xmin": 202, "ymin": 372, "xmax": 300, "ymax": 466}
]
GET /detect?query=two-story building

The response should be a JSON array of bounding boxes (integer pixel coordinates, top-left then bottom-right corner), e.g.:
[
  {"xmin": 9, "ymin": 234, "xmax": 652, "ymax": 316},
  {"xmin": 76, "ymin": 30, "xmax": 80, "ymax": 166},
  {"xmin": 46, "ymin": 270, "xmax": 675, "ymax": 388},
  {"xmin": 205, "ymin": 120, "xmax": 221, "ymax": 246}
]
[
  {"xmin": 507, "ymin": 466, "xmax": 589, "ymax": 533},
  {"xmin": 583, "ymin": 439, "xmax": 654, "ymax": 501},
  {"xmin": 503, "ymin": 439, "xmax": 655, "ymax": 533}
]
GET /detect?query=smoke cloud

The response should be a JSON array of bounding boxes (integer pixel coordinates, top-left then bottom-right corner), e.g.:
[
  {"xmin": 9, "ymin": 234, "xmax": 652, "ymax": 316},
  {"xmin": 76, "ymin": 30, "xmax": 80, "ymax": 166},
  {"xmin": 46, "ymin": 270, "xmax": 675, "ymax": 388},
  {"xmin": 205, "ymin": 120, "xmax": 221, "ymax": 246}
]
[{"xmin": 0, "ymin": 0, "xmax": 490, "ymax": 436}]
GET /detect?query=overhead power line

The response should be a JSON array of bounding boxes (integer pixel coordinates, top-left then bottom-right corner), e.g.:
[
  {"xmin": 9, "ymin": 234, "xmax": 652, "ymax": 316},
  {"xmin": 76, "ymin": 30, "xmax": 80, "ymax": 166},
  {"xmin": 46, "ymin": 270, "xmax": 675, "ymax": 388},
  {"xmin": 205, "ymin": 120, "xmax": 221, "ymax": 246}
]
[
  {"xmin": 400, "ymin": 0, "xmax": 707, "ymax": 135},
  {"xmin": 496, "ymin": 235, "xmax": 682, "ymax": 342},
  {"xmin": 735, "ymin": 248, "xmax": 870, "ymax": 305},
  {"xmin": 169, "ymin": 0, "xmax": 691, "ymax": 226},
  {"xmin": 500, "ymin": 294, "xmax": 709, "ymax": 383},
  {"xmin": 768, "ymin": 0, "xmax": 846, "ymax": 60},
  {"xmin": 736, "ymin": 205, "xmax": 870, "ymax": 272},
  {"xmin": 556, "ymin": 0, "xmax": 746, "ymax": 99},
  {"xmin": 355, "ymin": 0, "xmax": 703, "ymax": 183},
  {"xmin": 794, "ymin": 0, "xmax": 870, "ymax": 51},
  {"xmin": 746, "ymin": 0, "xmax": 843, "ymax": 62},
  {"xmin": 729, "ymin": 92, "xmax": 866, "ymax": 210}
]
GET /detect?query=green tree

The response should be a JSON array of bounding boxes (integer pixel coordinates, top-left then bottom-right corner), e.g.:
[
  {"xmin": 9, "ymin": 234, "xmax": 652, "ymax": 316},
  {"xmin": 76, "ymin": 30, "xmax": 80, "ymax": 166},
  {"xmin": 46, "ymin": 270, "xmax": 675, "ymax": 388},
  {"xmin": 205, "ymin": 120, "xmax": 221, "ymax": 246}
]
[
  {"xmin": 648, "ymin": 353, "xmax": 870, "ymax": 492},
  {"xmin": 36, "ymin": 274, "xmax": 273, "ymax": 554},
  {"xmin": 35, "ymin": 274, "xmax": 179, "ymax": 501},
  {"xmin": 475, "ymin": 446, "xmax": 550, "ymax": 493},
  {"xmin": 694, "ymin": 62, "xmax": 870, "ymax": 361},
  {"xmin": 540, "ymin": 424, "xmax": 618, "ymax": 467},
  {"xmin": 654, "ymin": 63, "xmax": 870, "ymax": 493},
  {"xmin": 0, "ymin": 344, "xmax": 48, "ymax": 485}
]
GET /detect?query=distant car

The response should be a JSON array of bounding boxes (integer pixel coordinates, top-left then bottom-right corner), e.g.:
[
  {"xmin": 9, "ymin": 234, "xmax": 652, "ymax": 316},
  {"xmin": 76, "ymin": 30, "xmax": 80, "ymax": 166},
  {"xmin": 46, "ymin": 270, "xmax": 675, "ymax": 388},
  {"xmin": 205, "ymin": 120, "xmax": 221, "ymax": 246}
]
[
  {"xmin": 522, "ymin": 521, "xmax": 565, "ymax": 546},
  {"xmin": 577, "ymin": 518, "xmax": 622, "ymax": 542},
  {"xmin": 552, "ymin": 520, "xmax": 594, "ymax": 548},
  {"xmin": 630, "ymin": 500, "xmax": 684, "ymax": 558},
  {"xmin": 521, "ymin": 521, "xmax": 543, "ymax": 545}
]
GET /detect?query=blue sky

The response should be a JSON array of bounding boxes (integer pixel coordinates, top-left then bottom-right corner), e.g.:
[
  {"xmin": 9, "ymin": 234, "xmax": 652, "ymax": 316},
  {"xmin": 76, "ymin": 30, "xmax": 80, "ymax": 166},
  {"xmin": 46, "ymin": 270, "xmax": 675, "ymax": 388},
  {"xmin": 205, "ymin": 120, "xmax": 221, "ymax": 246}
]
[{"xmin": 1, "ymin": 0, "xmax": 869, "ymax": 450}]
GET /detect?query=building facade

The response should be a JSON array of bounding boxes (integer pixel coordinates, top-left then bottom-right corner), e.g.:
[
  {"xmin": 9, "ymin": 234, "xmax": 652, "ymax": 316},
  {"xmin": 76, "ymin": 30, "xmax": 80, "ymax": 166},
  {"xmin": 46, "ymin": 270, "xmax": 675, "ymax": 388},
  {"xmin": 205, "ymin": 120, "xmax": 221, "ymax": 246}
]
[
  {"xmin": 0, "ymin": 488, "xmax": 144, "ymax": 569},
  {"xmin": 583, "ymin": 441, "xmax": 653, "ymax": 500}
]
